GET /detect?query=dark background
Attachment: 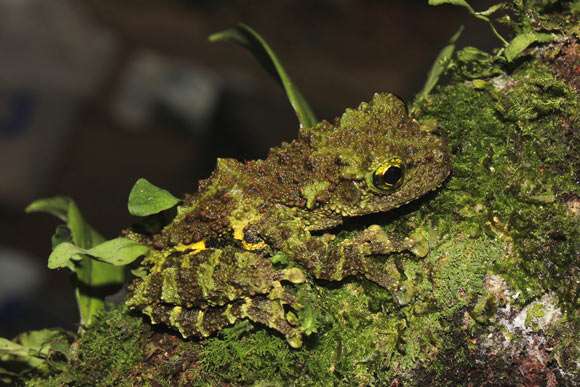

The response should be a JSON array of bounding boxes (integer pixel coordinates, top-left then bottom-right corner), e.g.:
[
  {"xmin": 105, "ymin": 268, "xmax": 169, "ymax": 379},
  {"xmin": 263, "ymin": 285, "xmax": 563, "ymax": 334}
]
[{"xmin": 0, "ymin": 0, "xmax": 498, "ymax": 337}]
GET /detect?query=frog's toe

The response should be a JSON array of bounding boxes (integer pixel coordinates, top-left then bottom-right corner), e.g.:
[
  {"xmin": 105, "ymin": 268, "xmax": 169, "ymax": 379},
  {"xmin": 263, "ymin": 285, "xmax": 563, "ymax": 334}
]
[
  {"xmin": 286, "ymin": 330, "xmax": 303, "ymax": 348},
  {"xmin": 407, "ymin": 227, "xmax": 430, "ymax": 257},
  {"xmin": 239, "ymin": 296, "xmax": 304, "ymax": 348},
  {"xmin": 267, "ymin": 280, "xmax": 302, "ymax": 306},
  {"xmin": 271, "ymin": 266, "xmax": 306, "ymax": 285}
]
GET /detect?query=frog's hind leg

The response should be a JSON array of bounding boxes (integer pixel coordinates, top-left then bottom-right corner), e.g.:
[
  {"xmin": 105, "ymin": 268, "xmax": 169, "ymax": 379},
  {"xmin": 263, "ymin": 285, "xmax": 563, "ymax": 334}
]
[
  {"xmin": 138, "ymin": 302, "xmax": 233, "ymax": 339},
  {"xmin": 138, "ymin": 293, "xmax": 304, "ymax": 348}
]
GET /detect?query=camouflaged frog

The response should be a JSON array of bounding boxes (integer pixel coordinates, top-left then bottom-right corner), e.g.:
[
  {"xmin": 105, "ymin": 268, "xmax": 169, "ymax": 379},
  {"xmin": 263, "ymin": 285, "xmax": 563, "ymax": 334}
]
[{"xmin": 127, "ymin": 93, "xmax": 451, "ymax": 347}]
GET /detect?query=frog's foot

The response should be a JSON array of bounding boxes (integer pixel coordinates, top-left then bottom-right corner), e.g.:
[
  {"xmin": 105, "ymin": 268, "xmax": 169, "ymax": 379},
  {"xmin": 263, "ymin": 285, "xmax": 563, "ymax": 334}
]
[
  {"xmin": 134, "ymin": 292, "xmax": 304, "ymax": 348},
  {"xmin": 238, "ymin": 296, "xmax": 304, "ymax": 348},
  {"xmin": 341, "ymin": 225, "xmax": 430, "ymax": 288}
]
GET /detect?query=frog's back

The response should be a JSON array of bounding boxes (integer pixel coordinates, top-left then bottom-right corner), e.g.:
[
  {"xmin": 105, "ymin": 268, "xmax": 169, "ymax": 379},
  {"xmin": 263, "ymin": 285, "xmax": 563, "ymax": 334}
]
[{"xmin": 158, "ymin": 93, "xmax": 450, "ymax": 247}]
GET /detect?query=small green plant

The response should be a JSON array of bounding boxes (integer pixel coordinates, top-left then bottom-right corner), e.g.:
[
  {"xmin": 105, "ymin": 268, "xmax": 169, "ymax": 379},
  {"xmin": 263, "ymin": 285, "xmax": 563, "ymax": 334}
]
[
  {"xmin": 416, "ymin": 0, "xmax": 563, "ymax": 106},
  {"xmin": 414, "ymin": 26, "xmax": 463, "ymax": 106},
  {"xmin": 209, "ymin": 23, "xmax": 317, "ymax": 128},
  {"xmin": 428, "ymin": 0, "xmax": 557, "ymax": 62},
  {"xmin": 428, "ymin": 0, "xmax": 509, "ymax": 45},
  {"xmin": 0, "ymin": 329, "xmax": 71, "ymax": 383},
  {"xmin": 25, "ymin": 197, "xmax": 148, "ymax": 327},
  {"xmin": 127, "ymin": 178, "xmax": 180, "ymax": 217}
]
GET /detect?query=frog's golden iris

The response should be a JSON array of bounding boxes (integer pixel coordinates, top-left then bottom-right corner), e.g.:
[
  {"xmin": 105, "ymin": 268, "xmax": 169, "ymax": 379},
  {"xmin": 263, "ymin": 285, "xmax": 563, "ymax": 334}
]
[{"xmin": 372, "ymin": 157, "xmax": 404, "ymax": 191}]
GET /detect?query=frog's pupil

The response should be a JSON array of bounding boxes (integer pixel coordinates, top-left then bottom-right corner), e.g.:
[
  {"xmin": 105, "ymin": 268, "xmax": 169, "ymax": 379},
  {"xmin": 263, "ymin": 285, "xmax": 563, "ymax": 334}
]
[{"xmin": 383, "ymin": 166, "xmax": 402, "ymax": 186}]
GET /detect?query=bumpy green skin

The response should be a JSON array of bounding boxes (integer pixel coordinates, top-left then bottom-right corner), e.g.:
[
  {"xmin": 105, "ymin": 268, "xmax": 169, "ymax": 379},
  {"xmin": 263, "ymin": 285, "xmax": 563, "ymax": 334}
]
[
  {"xmin": 127, "ymin": 93, "xmax": 451, "ymax": 346},
  {"xmin": 159, "ymin": 93, "xmax": 449, "ymax": 245}
]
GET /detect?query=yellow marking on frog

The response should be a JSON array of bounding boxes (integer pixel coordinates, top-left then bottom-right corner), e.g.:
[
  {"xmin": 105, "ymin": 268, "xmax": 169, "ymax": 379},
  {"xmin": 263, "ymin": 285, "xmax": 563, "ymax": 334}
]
[
  {"xmin": 228, "ymin": 194, "xmax": 265, "ymax": 250},
  {"xmin": 169, "ymin": 306, "xmax": 189, "ymax": 339},
  {"xmin": 241, "ymin": 240, "xmax": 267, "ymax": 251},
  {"xmin": 230, "ymin": 204, "xmax": 259, "ymax": 240},
  {"xmin": 174, "ymin": 240, "xmax": 206, "ymax": 254},
  {"xmin": 301, "ymin": 181, "xmax": 330, "ymax": 209},
  {"xmin": 142, "ymin": 306, "xmax": 156, "ymax": 324},
  {"xmin": 197, "ymin": 250, "xmax": 222, "ymax": 297},
  {"xmin": 222, "ymin": 304, "xmax": 237, "ymax": 324},
  {"xmin": 240, "ymin": 297, "xmax": 253, "ymax": 317},
  {"xmin": 196, "ymin": 310, "xmax": 210, "ymax": 337}
]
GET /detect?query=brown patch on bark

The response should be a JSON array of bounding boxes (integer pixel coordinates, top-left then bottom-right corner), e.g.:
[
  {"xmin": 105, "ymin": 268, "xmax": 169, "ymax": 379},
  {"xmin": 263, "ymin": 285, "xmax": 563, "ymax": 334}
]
[{"xmin": 543, "ymin": 38, "xmax": 580, "ymax": 91}]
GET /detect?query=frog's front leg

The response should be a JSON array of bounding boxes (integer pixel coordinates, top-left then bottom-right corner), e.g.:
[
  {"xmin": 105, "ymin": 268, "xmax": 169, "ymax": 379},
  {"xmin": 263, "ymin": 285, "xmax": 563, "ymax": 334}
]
[{"xmin": 284, "ymin": 225, "xmax": 423, "ymax": 289}]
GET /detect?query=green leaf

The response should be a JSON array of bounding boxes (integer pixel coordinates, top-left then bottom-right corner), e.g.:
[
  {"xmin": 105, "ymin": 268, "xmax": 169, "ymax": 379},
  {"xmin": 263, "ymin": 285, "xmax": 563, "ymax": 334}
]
[
  {"xmin": 0, "ymin": 337, "xmax": 28, "ymax": 357},
  {"xmin": 25, "ymin": 196, "xmax": 71, "ymax": 222},
  {"xmin": 27, "ymin": 196, "xmax": 125, "ymax": 327},
  {"xmin": 75, "ymin": 258, "xmax": 123, "ymax": 327},
  {"xmin": 504, "ymin": 32, "xmax": 554, "ymax": 62},
  {"xmin": 67, "ymin": 201, "xmax": 104, "ymax": 249},
  {"xmin": 0, "ymin": 338, "xmax": 45, "ymax": 371},
  {"xmin": 66, "ymin": 203, "xmax": 124, "ymax": 327},
  {"xmin": 128, "ymin": 178, "xmax": 180, "ymax": 217},
  {"xmin": 47, "ymin": 242, "xmax": 84, "ymax": 270},
  {"xmin": 428, "ymin": 0, "xmax": 474, "ymax": 13},
  {"xmin": 414, "ymin": 26, "xmax": 463, "ymax": 106},
  {"xmin": 475, "ymin": 3, "xmax": 504, "ymax": 17},
  {"xmin": 51, "ymin": 225, "xmax": 72, "ymax": 249},
  {"xmin": 15, "ymin": 329, "xmax": 68, "ymax": 358},
  {"xmin": 61, "ymin": 201, "xmax": 124, "ymax": 326},
  {"xmin": 1, "ymin": 329, "xmax": 70, "ymax": 374},
  {"xmin": 88, "ymin": 237, "xmax": 149, "ymax": 266},
  {"xmin": 209, "ymin": 23, "xmax": 317, "ymax": 128}
]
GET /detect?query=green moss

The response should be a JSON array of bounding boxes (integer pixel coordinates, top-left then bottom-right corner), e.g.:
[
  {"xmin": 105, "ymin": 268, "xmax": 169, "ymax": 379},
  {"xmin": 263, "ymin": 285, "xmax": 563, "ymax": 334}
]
[
  {"xmin": 30, "ymin": 306, "xmax": 147, "ymax": 387},
  {"xmin": 419, "ymin": 59, "xmax": 578, "ymax": 311},
  {"xmin": 76, "ymin": 307, "xmax": 146, "ymax": 386},
  {"xmin": 429, "ymin": 234, "xmax": 505, "ymax": 316},
  {"xmin": 198, "ymin": 326, "xmax": 303, "ymax": 385},
  {"xmin": 550, "ymin": 319, "xmax": 579, "ymax": 372},
  {"xmin": 525, "ymin": 302, "xmax": 546, "ymax": 330}
]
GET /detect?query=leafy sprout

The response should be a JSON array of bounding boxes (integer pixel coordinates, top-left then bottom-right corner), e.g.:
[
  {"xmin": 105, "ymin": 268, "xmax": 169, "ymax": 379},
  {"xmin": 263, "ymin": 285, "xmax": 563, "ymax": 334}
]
[
  {"xmin": 413, "ymin": 26, "xmax": 463, "ymax": 108},
  {"xmin": 0, "ymin": 329, "xmax": 71, "ymax": 377},
  {"xmin": 428, "ymin": 0, "xmax": 508, "ymax": 46},
  {"xmin": 128, "ymin": 178, "xmax": 180, "ymax": 217},
  {"xmin": 209, "ymin": 23, "xmax": 318, "ymax": 128},
  {"xmin": 427, "ymin": 1, "xmax": 557, "ymax": 63},
  {"xmin": 26, "ymin": 197, "xmax": 149, "ymax": 327},
  {"xmin": 503, "ymin": 31, "xmax": 555, "ymax": 62}
]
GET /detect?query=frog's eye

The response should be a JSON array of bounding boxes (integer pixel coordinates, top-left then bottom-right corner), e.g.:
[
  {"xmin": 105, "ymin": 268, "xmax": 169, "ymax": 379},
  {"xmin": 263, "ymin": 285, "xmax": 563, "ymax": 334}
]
[{"xmin": 372, "ymin": 157, "xmax": 404, "ymax": 191}]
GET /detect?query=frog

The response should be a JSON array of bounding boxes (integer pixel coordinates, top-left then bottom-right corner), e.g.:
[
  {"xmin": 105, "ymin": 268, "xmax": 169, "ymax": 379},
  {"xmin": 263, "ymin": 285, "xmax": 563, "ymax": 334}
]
[{"xmin": 127, "ymin": 93, "xmax": 451, "ymax": 347}]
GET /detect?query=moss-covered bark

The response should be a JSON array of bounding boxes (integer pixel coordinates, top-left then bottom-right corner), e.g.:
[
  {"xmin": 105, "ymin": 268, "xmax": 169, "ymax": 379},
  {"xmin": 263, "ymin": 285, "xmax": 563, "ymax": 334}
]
[{"xmin": 9, "ymin": 1, "xmax": 579, "ymax": 386}]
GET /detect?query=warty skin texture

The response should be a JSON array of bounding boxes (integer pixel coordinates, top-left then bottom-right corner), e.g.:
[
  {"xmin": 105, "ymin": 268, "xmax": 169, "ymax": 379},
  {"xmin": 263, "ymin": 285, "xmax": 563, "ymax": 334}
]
[{"xmin": 128, "ymin": 93, "xmax": 451, "ymax": 347}]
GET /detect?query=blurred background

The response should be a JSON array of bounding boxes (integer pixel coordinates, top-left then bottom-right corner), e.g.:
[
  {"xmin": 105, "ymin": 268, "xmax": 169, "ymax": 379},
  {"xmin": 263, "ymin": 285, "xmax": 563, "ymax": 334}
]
[{"xmin": 0, "ymin": 0, "xmax": 498, "ymax": 337}]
